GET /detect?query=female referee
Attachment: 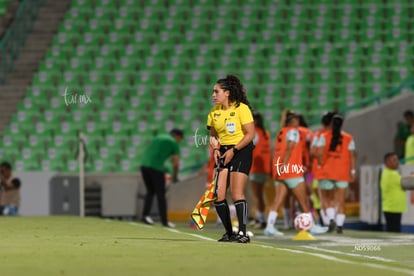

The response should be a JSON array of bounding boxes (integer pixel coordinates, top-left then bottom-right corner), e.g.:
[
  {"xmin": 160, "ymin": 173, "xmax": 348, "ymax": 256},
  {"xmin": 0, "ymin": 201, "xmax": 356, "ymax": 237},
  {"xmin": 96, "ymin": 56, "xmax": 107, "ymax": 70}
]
[{"xmin": 207, "ymin": 74, "xmax": 255, "ymax": 243}]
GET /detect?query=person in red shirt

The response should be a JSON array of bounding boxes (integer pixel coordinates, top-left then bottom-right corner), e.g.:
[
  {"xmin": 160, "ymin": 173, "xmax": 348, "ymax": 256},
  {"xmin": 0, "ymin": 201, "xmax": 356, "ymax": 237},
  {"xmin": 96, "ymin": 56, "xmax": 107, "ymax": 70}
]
[
  {"xmin": 249, "ymin": 112, "xmax": 272, "ymax": 229},
  {"xmin": 317, "ymin": 115, "xmax": 356, "ymax": 234}
]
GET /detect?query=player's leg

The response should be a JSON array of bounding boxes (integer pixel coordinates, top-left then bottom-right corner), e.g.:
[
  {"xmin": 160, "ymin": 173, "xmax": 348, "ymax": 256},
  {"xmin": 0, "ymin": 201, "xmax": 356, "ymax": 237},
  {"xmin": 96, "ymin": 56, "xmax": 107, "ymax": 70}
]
[
  {"xmin": 230, "ymin": 171, "xmax": 249, "ymax": 236},
  {"xmin": 264, "ymin": 181, "xmax": 288, "ymax": 236},
  {"xmin": 384, "ymin": 212, "xmax": 402, "ymax": 232},
  {"xmin": 140, "ymin": 166, "xmax": 156, "ymax": 224},
  {"xmin": 249, "ymin": 176, "xmax": 266, "ymax": 228},
  {"xmin": 290, "ymin": 180, "xmax": 310, "ymax": 213},
  {"xmin": 227, "ymin": 143, "xmax": 253, "ymax": 243},
  {"xmin": 151, "ymin": 168, "xmax": 169, "ymax": 226},
  {"xmin": 316, "ymin": 182, "xmax": 329, "ymax": 226},
  {"xmin": 214, "ymin": 168, "xmax": 233, "ymax": 241},
  {"xmin": 319, "ymin": 180, "xmax": 336, "ymax": 231},
  {"xmin": 290, "ymin": 178, "xmax": 329, "ymax": 234},
  {"xmin": 282, "ymin": 191, "xmax": 292, "ymax": 229},
  {"xmin": 334, "ymin": 182, "xmax": 348, "ymax": 233}
]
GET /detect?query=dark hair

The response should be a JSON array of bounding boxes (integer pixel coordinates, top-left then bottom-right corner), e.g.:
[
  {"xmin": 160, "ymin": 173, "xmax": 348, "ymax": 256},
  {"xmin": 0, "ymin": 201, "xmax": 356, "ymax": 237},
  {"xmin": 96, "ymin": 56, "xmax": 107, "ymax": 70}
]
[
  {"xmin": 403, "ymin": 110, "xmax": 414, "ymax": 118},
  {"xmin": 253, "ymin": 112, "xmax": 268, "ymax": 139},
  {"xmin": 170, "ymin": 128, "xmax": 184, "ymax": 138},
  {"xmin": 321, "ymin": 111, "xmax": 336, "ymax": 127},
  {"xmin": 383, "ymin": 152, "xmax": 397, "ymax": 163},
  {"xmin": 285, "ymin": 110, "xmax": 299, "ymax": 126},
  {"xmin": 329, "ymin": 114, "xmax": 344, "ymax": 151},
  {"xmin": 216, "ymin": 74, "xmax": 250, "ymax": 108},
  {"xmin": 0, "ymin": 161, "xmax": 12, "ymax": 170},
  {"xmin": 297, "ymin": 113, "xmax": 308, "ymax": 128}
]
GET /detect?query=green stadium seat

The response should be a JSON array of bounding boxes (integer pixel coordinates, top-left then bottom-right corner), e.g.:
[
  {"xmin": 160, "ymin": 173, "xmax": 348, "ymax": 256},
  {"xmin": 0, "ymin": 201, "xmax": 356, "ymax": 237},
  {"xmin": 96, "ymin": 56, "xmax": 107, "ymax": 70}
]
[
  {"xmin": 119, "ymin": 159, "xmax": 139, "ymax": 172},
  {"xmin": 64, "ymin": 160, "xmax": 79, "ymax": 173},
  {"xmin": 15, "ymin": 158, "xmax": 40, "ymax": 171},
  {"xmin": 3, "ymin": 0, "xmax": 412, "ymax": 172}
]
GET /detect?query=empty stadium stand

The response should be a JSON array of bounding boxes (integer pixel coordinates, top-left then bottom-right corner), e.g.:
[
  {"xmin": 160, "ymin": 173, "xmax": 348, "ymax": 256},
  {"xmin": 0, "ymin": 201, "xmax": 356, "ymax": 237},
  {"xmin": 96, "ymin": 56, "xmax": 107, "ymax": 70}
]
[{"xmin": 1, "ymin": 0, "xmax": 413, "ymax": 173}]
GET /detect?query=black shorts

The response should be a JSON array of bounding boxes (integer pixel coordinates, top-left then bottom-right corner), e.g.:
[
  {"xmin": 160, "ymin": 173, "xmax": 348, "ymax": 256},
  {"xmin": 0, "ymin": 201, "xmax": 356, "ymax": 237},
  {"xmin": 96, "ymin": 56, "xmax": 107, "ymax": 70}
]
[{"xmin": 218, "ymin": 142, "xmax": 254, "ymax": 175}]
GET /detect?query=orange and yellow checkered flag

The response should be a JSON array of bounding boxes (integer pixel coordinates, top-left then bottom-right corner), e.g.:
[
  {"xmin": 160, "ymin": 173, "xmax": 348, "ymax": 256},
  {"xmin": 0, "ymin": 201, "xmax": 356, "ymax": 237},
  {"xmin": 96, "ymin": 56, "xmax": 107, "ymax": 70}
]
[{"xmin": 190, "ymin": 168, "xmax": 219, "ymax": 230}]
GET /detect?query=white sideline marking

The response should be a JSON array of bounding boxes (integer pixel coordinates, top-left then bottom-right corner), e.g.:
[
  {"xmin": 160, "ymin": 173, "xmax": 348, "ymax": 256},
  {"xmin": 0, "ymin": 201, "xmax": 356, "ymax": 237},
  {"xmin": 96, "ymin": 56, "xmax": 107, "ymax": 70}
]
[
  {"xmin": 167, "ymin": 228, "xmax": 215, "ymax": 241},
  {"xmin": 258, "ymin": 245, "xmax": 414, "ymax": 275},
  {"xmin": 129, "ymin": 223, "xmax": 414, "ymax": 275},
  {"xmin": 301, "ymin": 245, "xmax": 395, "ymax": 263},
  {"xmin": 187, "ymin": 233, "xmax": 216, "ymax": 241},
  {"xmin": 127, "ymin": 221, "xmax": 152, "ymax": 228},
  {"xmin": 168, "ymin": 229, "xmax": 414, "ymax": 276}
]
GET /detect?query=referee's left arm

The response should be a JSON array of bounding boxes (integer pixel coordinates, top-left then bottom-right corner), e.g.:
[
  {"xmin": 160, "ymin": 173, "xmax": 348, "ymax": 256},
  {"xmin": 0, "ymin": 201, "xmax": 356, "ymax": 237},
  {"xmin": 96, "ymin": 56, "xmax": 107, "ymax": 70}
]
[{"xmin": 234, "ymin": 122, "xmax": 255, "ymax": 151}]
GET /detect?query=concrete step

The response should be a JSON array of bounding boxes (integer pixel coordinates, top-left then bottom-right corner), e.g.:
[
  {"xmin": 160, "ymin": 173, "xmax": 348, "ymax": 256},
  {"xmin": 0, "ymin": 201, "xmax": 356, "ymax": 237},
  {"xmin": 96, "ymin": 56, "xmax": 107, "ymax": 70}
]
[
  {"xmin": 0, "ymin": 94, "xmax": 25, "ymax": 100},
  {"xmin": 0, "ymin": 0, "xmax": 71, "ymax": 136},
  {"xmin": 0, "ymin": 89, "xmax": 25, "ymax": 96},
  {"xmin": 9, "ymin": 61, "xmax": 41, "ymax": 72},
  {"xmin": 21, "ymin": 38, "xmax": 52, "ymax": 47},
  {"xmin": 12, "ymin": 60, "xmax": 40, "ymax": 68},
  {"xmin": 3, "ymin": 76, "xmax": 32, "ymax": 85}
]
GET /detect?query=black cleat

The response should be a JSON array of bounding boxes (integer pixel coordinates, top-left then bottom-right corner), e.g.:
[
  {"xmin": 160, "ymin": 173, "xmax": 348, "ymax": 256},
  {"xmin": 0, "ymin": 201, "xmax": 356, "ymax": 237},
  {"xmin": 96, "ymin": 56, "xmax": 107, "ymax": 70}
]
[
  {"xmin": 328, "ymin": 219, "xmax": 336, "ymax": 232},
  {"xmin": 218, "ymin": 232, "xmax": 235, "ymax": 242},
  {"xmin": 231, "ymin": 231, "xmax": 251, "ymax": 243},
  {"xmin": 336, "ymin": 226, "xmax": 343, "ymax": 234}
]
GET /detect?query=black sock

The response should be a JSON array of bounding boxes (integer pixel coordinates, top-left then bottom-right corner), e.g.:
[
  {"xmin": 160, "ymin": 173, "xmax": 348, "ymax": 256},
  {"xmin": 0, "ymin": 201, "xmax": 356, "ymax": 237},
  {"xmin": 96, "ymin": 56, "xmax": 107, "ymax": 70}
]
[
  {"xmin": 214, "ymin": 200, "xmax": 233, "ymax": 234},
  {"xmin": 234, "ymin": 200, "xmax": 247, "ymax": 235}
]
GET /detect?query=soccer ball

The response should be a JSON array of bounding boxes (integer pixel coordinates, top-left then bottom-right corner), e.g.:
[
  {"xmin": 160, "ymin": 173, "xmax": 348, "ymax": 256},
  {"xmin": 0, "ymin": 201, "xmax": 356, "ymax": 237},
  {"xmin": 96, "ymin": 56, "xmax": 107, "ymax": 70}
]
[{"xmin": 294, "ymin": 213, "xmax": 313, "ymax": 231}]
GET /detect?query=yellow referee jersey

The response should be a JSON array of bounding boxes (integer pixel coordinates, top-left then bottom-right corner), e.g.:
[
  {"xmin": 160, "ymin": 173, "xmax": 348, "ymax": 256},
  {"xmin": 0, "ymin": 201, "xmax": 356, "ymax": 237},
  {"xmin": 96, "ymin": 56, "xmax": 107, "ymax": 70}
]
[{"xmin": 207, "ymin": 102, "xmax": 253, "ymax": 145}]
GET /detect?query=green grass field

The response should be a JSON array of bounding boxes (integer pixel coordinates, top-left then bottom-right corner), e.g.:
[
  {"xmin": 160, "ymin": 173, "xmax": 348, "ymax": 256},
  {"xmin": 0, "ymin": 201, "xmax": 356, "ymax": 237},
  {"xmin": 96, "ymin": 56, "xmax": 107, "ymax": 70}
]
[{"xmin": 0, "ymin": 217, "xmax": 413, "ymax": 276}]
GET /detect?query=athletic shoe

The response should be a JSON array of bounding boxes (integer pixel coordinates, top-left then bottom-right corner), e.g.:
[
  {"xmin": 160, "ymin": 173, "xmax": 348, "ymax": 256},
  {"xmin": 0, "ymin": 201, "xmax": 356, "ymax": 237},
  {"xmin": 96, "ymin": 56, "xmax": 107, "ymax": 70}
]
[
  {"xmin": 264, "ymin": 227, "xmax": 284, "ymax": 237},
  {"xmin": 142, "ymin": 216, "xmax": 154, "ymax": 225},
  {"xmin": 231, "ymin": 231, "xmax": 250, "ymax": 243},
  {"xmin": 218, "ymin": 232, "xmax": 235, "ymax": 242},
  {"xmin": 328, "ymin": 219, "xmax": 336, "ymax": 232},
  {"xmin": 164, "ymin": 222, "xmax": 176, "ymax": 228},
  {"xmin": 336, "ymin": 226, "xmax": 343, "ymax": 234},
  {"xmin": 310, "ymin": 224, "xmax": 329, "ymax": 235}
]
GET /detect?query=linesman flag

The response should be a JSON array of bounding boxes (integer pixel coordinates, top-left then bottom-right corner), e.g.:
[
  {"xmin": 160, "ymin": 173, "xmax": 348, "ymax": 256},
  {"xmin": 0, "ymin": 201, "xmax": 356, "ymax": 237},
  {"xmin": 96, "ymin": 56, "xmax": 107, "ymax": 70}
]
[{"xmin": 190, "ymin": 167, "xmax": 220, "ymax": 230}]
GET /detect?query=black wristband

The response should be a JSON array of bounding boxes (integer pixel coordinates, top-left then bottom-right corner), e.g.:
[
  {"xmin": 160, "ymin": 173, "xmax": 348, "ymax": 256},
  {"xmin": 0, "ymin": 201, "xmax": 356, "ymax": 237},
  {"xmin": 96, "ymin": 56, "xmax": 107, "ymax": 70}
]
[{"xmin": 232, "ymin": 147, "xmax": 239, "ymax": 155}]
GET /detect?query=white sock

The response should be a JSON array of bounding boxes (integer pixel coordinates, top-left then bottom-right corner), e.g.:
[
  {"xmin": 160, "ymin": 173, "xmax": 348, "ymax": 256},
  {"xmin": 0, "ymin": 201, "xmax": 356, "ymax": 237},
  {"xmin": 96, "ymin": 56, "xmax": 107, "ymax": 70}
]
[
  {"xmin": 326, "ymin": 208, "xmax": 335, "ymax": 221},
  {"xmin": 256, "ymin": 211, "xmax": 265, "ymax": 223},
  {"xmin": 266, "ymin": 211, "xmax": 277, "ymax": 229},
  {"xmin": 283, "ymin": 208, "xmax": 290, "ymax": 228},
  {"xmin": 307, "ymin": 212, "xmax": 316, "ymax": 227},
  {"xmin": 336, "ymin": 213, "xmax": 346, "ymax": 227},
  {"xmin": 321, "ymin": 210, "xmax": 330, "ymax": 226}
]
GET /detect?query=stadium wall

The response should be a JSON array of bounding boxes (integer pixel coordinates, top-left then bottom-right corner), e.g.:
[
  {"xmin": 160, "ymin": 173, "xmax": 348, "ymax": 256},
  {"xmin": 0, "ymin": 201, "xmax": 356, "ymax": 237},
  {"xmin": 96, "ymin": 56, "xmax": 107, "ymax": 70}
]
[
  {"xmin": 19, "ymin": 171, "xmax": 357, "ymax": 222},
  {"xmin": 343, "ymin": 92, "xmax": 414, "ymax": 166},
  {"xmin": 360, "ymin": 164, "xmax": 414, "ymax": 226}
]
